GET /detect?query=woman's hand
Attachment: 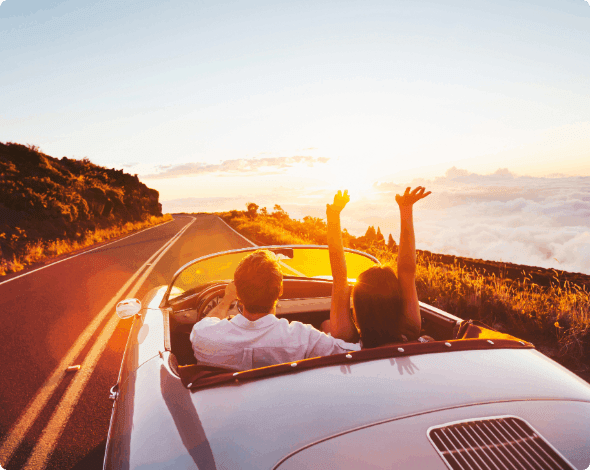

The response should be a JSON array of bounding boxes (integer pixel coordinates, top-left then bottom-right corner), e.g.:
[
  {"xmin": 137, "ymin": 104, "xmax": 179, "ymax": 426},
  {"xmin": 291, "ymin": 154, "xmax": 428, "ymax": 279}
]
[
  {"xmin": 327, "ymin": 189, "xmax": 350, "ymax": 215},
  {"xmin": 395, "ymin": 186, "xmax": 431, "ymax": 207},
  {"xmin": 395, "ymin": 186, "xmax": 429, "ymax": 339},
  {"xmin": 326, "ymin": 189, "xmax": 358, "ymax": 342}
]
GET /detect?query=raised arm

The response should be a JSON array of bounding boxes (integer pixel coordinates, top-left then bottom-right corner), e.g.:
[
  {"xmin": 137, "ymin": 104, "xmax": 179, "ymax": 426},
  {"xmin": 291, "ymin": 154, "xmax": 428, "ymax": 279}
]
[
  {"xmin": 326, "ymin": 190, "xmax": 358, "ymax": 342},
  {"xmin": 396, "ymin": 186, "xmax": 431, "ymax": 340}
]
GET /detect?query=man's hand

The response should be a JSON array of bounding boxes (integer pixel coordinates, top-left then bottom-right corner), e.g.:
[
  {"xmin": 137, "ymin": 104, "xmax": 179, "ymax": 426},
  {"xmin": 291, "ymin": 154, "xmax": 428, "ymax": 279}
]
[
  {"xmin": 205, "ymin": 281, "xmax": 238, "ymax": 320},
  {"xmin": 327, "ymin": 189, "xmax": 350, "ymax": 215},
  {"xmin": 224, "ymin": 281, "xmax": 238, "ymax": 303},
  {"xmin": 395, "ymin": 186, "xmax": 431, "ymax": 207}
]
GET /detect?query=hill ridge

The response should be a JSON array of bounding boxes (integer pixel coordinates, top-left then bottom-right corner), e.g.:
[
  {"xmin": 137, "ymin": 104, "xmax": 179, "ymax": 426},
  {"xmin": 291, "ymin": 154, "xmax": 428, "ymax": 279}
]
[{"xmin": 1, "ymin": 142, "xmax": 168, "ymax": 274}]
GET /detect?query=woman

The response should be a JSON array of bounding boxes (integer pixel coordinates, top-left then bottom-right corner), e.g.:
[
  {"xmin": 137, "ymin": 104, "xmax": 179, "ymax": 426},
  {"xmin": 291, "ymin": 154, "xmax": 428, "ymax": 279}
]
[{"xmin": 325, "ymin": 187, "xmax": 431, "ymax": 348}]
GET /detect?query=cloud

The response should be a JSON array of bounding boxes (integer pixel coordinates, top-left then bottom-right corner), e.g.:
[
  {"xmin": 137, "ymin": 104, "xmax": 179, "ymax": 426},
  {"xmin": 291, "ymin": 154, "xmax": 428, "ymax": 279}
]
[
  {"xmin": 143, "ymin": 155, "xmax": 329, "ymax": 179},
  {"xmin": 162, "ymin": 193, "xmax": 331, "ymax": 221},
  {"xmin": 162, "ymin": 167, "xmax": 590, "ymax": 274},
  {"xmin": 372, "ymin": 169, "xmax": 590, "ymax": 274},
  {"xmin": 121, "ymin": 162, "xmax": 139, "ymax": 168}
]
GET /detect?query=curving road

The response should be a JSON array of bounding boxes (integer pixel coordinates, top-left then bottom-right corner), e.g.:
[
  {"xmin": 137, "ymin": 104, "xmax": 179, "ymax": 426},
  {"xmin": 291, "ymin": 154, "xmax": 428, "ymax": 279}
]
[{"xmin": 0, "ymin": 214, "xmax": 253, "ymax": 470}]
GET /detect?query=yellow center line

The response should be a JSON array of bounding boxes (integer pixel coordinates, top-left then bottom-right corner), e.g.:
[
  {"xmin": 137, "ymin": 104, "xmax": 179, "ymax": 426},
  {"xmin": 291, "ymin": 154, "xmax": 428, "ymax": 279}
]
[
  {"xmin": 22, "ymin": 217, "xmax": 195, "ymax": 470},
  {"xmin": 0, "ymin": 220, "xmax": 174, "ymax": 287},
  {"xmin": 0, "ymin": 217, "xmax": 191, "ymax": 468}
]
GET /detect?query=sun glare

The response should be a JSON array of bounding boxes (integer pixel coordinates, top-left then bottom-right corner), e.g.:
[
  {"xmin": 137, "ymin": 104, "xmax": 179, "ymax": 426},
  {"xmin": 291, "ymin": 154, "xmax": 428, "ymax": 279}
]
[{"xmin": 321, "ymin": 160, "xmax": 376, "ymax": 201}]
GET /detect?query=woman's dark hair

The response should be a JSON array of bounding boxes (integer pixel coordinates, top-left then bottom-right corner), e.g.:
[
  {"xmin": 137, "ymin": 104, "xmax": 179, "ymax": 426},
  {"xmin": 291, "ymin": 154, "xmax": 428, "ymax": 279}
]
[{"xmin": 352, "ymin": 265, "xmax": 404, "ymax": 348}]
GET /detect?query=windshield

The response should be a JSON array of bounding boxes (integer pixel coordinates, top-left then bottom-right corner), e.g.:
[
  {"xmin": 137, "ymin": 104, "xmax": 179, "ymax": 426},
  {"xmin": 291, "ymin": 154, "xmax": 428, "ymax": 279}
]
[{"xmin": 164, "ymin": 245, "xmax": 379, "ymax": 304}]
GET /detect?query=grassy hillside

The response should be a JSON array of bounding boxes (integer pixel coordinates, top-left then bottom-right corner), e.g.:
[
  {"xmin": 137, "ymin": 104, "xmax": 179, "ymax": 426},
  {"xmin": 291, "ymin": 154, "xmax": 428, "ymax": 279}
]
[
  {"xmin": 0, "ymin": 142, "xmax": 171, "ymax": 274},
  {"xmin": 216, "ymin": 204, "xmax": 590, "ymax": 378}
]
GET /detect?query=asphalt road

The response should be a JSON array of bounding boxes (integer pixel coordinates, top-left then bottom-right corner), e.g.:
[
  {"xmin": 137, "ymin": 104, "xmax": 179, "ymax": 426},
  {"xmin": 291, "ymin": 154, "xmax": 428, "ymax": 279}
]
[{"xmin": 0, "ymin": 214, "xmax": 252, "ymax": 470}]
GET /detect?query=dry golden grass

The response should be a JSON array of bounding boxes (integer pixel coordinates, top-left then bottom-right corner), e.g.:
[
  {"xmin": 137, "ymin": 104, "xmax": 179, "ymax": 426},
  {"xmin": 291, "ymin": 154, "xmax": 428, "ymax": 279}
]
[
  {"xmin": 225, "ymin": 213, "xmax": 315, "ymax": 245},
  {"xmin": 411, "ymin": 256, "xmax": 590, "ymax": 368},
  {"xmin": 0, "ymin": 214, "xmax": 173, "ymax": 276},
  {"xmin": 220, "ymin": 210, "xmax": 590, "ymax": 372}
]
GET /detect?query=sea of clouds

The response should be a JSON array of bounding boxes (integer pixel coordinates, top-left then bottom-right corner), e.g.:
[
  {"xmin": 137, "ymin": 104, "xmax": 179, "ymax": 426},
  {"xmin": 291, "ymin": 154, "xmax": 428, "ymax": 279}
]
[
  {"xmin": 163, "ymin": 167, "xmax": 590, "ymax": 275},
  {"xmin": 371, "ymin": 168, "xmax": 590, "ymax": 275}
]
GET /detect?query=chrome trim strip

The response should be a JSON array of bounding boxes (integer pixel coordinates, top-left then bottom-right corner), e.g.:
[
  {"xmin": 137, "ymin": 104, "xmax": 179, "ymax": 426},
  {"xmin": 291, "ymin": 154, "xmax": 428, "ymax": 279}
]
[
  {"xmin": 481, "ymin": 420, "xmax": 526, "ymax": 469},
  {"xmin": 438, "ymin": 428, "xmax": 465, "ymax": 469},
  {"xmin": 426, "ymin": 416, "xmax": 576, "ymax": 470},
  {"xmin": 272, "ymin": 401, "xmax": 589, "ymax": 470},
  {"xmin": 509, "ymin": 419, "xmax": 564, "ymax": 469},
  {"xmin": 495, "ymin": 419, "xmax": 540, "ymax": 469},
  {"xmin": 161, "ymin": 350, "xmax": 180, "ymax": 379},
  {"xmin": 494, "ymin": 419, "xmax": 544, "ymax": 469},
  {"xmin": 470, "ymin": 423, "xmax": 509, "ymax": 470},
  {"xmin": 108, "ymin": 384, "xmax": 119, "ymax": 401},
  {"xmin": 446, "ymin": 427, "xmax": 476, "ymax": 469},
  {"xmin": 449, "ymin": 425, "xmax": 483, "ymax": 470},
  {"xmin": 461, "ymin": 423, "xmax": 499, "ymax": 470},
  {"xmin": 162, "ymin": 308, "xmax": 171, "ymax": 352},
  {"xmin": 103, "ymin": 310, "xmax": 144, "ymax": 470},
  {"xmin": 419, "ymin": 302, "xmax": 463, "ymax": 324},
  {"xmin": 160, "ymin": 245, "xmax": 380, "ymax": 308}
]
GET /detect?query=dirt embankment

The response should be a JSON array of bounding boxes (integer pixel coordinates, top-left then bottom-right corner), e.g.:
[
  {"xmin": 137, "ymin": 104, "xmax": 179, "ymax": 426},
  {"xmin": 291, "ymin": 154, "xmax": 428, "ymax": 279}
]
[{"xmin": 1, "ymin": 142, "xmax": 167, "ymax": 274}]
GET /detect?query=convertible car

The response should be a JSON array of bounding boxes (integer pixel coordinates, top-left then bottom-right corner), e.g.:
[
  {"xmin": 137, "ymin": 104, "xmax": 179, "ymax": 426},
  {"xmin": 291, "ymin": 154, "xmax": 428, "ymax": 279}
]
[{"xmin": 104, "ymin": 245, "xmax": 590, "ymax": 470}]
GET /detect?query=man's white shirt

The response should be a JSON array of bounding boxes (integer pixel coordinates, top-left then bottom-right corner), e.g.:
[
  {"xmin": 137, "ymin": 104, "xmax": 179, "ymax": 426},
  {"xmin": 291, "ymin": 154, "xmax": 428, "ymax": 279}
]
[{"xmin": 190, "ymin": 313, "xmax": 360, "ymax": 370}]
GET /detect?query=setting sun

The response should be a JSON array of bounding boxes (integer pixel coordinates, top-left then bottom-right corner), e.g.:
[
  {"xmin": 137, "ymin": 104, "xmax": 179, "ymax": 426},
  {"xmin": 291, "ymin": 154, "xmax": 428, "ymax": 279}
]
[
  {"xmin": 318, "ymin": 159, "xmax": 377, "ymax": 202},
  {"xmin": 2, "ymin": 1, "xmax": 590, "ymax": 468}
]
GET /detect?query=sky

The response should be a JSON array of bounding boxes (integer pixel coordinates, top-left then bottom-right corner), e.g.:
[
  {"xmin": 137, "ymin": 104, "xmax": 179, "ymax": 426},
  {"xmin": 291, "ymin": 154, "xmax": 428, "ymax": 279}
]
[{"xmin": 2, "ymin": 0, "xmax": 590, "ymax": 273}]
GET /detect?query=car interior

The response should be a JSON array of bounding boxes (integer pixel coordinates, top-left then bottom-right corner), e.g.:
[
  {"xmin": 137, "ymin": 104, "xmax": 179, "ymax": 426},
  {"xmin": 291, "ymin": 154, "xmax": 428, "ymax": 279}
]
[{"xmin": 167, "ymin": 277, "xmax": 463, "ymax": 367}]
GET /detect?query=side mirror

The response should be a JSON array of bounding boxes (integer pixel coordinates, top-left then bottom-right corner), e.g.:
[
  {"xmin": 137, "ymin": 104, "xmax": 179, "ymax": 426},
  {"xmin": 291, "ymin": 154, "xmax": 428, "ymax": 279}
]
[{"xmin": 116, "ymin": 298, "xmax": 142, "ymax": 319}]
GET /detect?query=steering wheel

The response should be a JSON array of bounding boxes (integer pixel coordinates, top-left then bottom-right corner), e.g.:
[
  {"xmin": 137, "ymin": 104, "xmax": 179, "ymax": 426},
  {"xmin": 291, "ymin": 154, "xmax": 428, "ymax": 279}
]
[{"xmin": 196, "ymin": 282, "xmax": 242, "ymax": 322}]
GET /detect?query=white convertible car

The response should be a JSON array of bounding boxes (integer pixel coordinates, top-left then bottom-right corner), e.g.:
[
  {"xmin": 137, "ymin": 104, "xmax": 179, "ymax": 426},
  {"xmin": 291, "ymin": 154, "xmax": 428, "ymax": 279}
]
[{"xmin": 104, "ymin": 246, "xmax": 590, "ymax": 470}]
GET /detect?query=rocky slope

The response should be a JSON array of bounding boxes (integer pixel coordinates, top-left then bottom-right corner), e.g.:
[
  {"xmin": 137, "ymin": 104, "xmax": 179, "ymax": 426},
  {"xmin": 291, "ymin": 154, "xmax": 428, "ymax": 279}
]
[{"xmin": 0, "ymin": 142, "xmax": 162, "ymax": 261}]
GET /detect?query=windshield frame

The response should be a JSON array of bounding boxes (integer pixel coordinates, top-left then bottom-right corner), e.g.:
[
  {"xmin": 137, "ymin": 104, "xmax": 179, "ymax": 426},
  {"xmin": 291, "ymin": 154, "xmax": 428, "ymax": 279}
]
[{"xmin": 159, "ymin": 244, "xmax": 380, "ymax": 308}]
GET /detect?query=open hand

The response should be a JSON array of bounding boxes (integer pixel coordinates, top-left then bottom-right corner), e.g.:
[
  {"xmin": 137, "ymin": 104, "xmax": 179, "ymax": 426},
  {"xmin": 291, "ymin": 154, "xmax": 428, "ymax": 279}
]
[
  {"xmin": 327, "ymin": 190, "xmax": 350, "ymax": 214},
  {"xmin": 395, "ymin": 186, "xmax": 431, "ymax": 207}
]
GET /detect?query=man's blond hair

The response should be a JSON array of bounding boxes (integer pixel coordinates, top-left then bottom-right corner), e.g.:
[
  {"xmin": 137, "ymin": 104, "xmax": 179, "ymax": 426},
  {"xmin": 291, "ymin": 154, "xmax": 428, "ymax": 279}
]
[{"xmin": 234, "ymin": 250, "xmax": 283, "ymax": 314}]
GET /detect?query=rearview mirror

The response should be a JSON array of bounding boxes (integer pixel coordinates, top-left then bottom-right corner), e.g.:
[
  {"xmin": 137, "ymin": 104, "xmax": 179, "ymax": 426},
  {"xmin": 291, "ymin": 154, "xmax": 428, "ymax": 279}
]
[
  {"xmin": 116, "ymin": 298, "xmax": 142, "ymax": 319},
  {"xmin": 271, "ymin": 248, "xmax": 294, "ymax": 259}
]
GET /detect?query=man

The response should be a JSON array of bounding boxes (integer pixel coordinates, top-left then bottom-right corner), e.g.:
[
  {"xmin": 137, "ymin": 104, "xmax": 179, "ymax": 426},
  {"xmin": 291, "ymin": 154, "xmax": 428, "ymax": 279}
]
[{"xmin": 190, "ymin": 249, "xmax": 359, "ymax": 370}]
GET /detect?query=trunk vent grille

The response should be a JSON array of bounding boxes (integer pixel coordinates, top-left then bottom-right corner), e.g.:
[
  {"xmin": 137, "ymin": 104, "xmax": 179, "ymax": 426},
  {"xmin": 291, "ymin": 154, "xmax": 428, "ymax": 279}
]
[{"xmin": 427, "ymin": 416, "xmax": 575, "ymax": 470}]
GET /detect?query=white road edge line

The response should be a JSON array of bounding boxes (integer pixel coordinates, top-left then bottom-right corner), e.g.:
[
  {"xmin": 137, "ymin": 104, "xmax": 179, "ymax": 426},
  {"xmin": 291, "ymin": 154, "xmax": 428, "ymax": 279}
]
[
  {"xmin": 278, "ymin": 261, "xmax": 307, "ymax": 277},
  {"xmin": 22, "ymin": 217, "xmax": 196, "ymax": 470},
  {"xmin": 0, "ymin": 217, "xmax": 188, "ymax": 468},
  {"xmin": 0, "ymin": 219, "xmax": 174, "ymax": 287},
  {"xmin": 216, "ymin": 216, "xmax": 257, "ymax": 246},
  {"xmin": 215, "ymin": 216, "xmax": 306, "ymax": 277}
]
